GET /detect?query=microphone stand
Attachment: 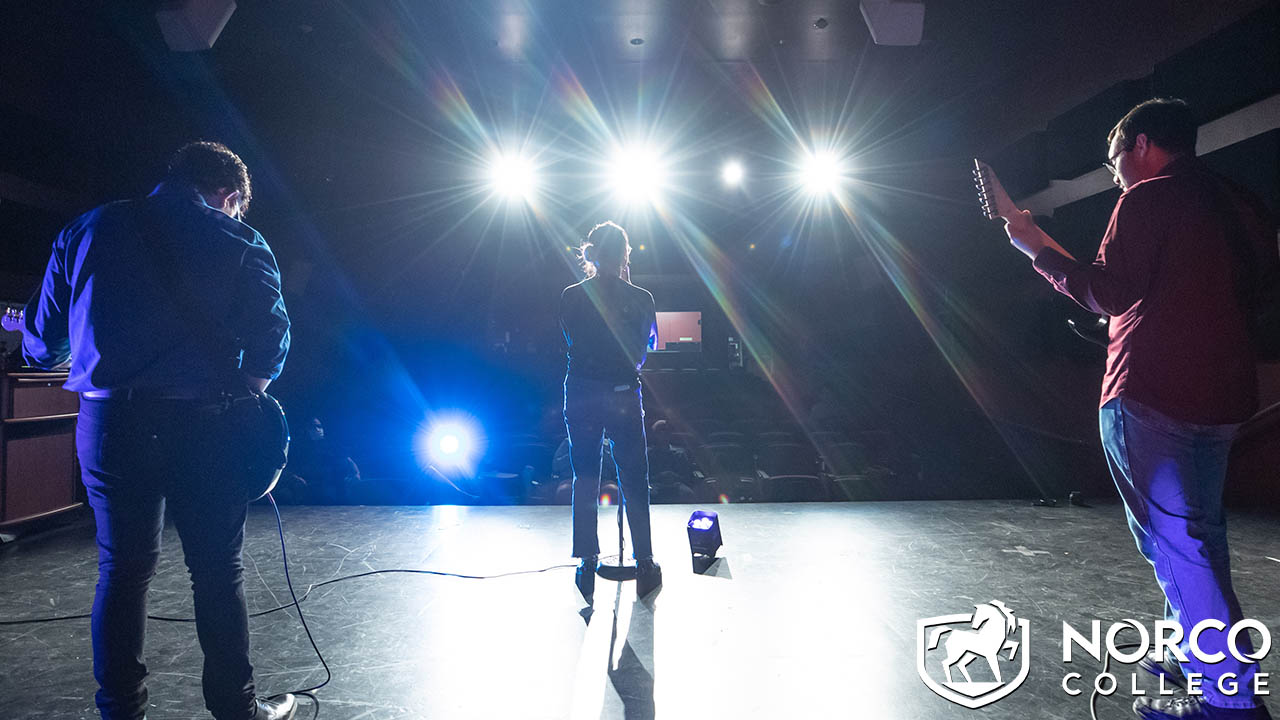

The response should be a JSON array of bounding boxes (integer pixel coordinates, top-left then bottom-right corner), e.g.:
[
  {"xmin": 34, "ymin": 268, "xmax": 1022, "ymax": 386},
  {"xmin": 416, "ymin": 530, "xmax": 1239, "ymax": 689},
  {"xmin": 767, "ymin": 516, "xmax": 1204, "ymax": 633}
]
[{"xmin": 595, "ymin": 497, "xmax": 637, "ymax": 582}]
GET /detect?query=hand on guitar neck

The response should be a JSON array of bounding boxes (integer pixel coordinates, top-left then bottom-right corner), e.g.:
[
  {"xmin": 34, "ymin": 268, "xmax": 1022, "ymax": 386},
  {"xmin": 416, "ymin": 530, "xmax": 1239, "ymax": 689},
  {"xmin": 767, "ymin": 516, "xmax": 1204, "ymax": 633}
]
[{"xmin": 973, "ymin": 159, "xmax": 1077, "ymax": 262}]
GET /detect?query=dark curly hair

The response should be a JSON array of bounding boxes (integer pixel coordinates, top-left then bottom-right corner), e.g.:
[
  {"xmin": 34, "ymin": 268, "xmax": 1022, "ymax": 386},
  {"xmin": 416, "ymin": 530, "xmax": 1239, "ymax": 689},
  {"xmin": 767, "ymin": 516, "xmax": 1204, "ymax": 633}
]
[
  {"xmin": 1108, "ymin": 98, "xmax": 1197, "ymax": 156},
  {"xmin": 165, "ymin": 141, "xmax": 253, "ymax": 216},
  {"xmin": 578, "ymin": 221, "xmax": 630, "ymax": 278}
]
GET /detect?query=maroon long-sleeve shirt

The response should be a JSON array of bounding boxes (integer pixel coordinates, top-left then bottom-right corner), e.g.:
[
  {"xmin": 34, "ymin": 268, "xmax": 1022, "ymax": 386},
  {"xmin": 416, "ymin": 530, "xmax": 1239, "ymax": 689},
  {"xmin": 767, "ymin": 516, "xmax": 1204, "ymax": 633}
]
[{"xmin": 1032, "ymin": 156, "xmax": 1277, "ymax": 425}]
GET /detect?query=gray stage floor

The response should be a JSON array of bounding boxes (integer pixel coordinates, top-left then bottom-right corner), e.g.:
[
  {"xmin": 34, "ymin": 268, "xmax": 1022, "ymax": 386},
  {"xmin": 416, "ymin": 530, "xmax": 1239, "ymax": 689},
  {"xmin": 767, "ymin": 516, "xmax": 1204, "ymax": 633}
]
[{"xmin": 2, "ymin": 500, "xmax": 1278, "ymax": 720}]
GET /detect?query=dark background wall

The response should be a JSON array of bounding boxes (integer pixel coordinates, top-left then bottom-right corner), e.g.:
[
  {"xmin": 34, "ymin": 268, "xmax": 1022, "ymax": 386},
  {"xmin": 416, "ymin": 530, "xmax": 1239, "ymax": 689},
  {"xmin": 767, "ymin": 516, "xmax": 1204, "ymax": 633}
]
[{"xmin": 1, "ymin": 1, "xmax": 1276, "ymax": 500}]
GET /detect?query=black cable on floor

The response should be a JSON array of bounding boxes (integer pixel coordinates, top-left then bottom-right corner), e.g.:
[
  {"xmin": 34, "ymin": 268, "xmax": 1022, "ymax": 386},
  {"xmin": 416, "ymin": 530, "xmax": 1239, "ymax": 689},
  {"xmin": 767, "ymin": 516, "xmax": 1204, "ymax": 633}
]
[
  {"xmin": 265, "ymin": 493, "xmax": 329, "ymax": 713},
  {"xmin": 0, "ymin": 499, "xmax": 596, "ymax": 720},
  {"xmin": 0, "ymin": 534, "xmax": 587, "ymax": 626}
]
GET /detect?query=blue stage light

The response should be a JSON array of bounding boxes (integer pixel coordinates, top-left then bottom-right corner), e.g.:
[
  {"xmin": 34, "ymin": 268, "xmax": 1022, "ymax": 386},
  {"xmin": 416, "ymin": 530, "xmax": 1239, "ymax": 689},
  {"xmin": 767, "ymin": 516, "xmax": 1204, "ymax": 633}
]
[{"xmin": 415, "ymin": 414, "xmax": 485, "ymax": 473}]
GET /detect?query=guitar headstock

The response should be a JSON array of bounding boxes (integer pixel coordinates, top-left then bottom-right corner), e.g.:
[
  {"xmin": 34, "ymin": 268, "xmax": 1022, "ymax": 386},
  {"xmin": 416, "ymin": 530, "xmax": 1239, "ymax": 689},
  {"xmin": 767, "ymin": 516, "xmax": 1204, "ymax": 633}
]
[
  {"xmin": 973, "ymin": 158, "xmax": 1019, "ymax": 222},
  {"xmin": 1, "ymin": 307, "xmax": 24, "ymax": 333}
]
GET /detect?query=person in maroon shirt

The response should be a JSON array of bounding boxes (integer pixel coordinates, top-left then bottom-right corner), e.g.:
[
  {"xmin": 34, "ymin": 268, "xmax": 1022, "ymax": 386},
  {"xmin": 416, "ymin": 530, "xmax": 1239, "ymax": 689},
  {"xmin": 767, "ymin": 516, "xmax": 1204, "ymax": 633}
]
[{"xmin": 1005, "ymin": 99, "xmax": 1277, "ymax": 720}]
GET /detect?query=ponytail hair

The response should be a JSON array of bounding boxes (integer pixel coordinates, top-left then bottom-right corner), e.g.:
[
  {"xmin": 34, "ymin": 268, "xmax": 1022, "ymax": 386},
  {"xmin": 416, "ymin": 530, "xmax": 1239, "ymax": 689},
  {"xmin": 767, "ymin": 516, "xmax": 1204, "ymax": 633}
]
[{"xmin": 578, "ymin": 221, "xmax": 630, "ymax": 278}]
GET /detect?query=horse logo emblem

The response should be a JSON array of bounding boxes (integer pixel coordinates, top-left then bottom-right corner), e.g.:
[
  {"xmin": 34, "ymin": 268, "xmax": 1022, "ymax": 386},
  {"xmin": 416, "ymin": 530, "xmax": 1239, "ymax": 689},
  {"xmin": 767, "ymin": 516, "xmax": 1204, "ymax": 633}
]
[{"xmin": 917, "ymin": 600, "xmax": 1030, "ymax": 709}]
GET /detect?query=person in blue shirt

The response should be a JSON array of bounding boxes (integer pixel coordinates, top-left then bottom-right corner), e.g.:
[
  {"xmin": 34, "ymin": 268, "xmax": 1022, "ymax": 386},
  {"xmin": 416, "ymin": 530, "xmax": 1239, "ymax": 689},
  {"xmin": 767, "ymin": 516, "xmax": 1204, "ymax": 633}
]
[
  {"xmin": 559, "ymin": 221, "xmax": 662, "ymax": 603},
  {"xmin": 22, "ymin": 142, "xmax": 296, "ymax": 720}
]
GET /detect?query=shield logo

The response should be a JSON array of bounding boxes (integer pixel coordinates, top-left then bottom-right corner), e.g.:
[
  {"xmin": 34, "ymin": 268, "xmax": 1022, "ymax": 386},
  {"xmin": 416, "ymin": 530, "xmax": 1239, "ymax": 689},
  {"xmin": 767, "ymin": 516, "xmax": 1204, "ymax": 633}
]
[{"xmin": 917, "ymin": 601, "xmax": 1031, "ymax": 709}]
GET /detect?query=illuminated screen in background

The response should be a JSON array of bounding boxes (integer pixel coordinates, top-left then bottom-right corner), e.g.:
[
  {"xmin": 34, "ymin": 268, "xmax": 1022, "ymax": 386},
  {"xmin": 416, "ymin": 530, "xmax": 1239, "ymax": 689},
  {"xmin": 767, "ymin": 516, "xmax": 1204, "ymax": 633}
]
[{"xmin": 654, "ymin": 311, "xmax": 702, "ymax": 352}]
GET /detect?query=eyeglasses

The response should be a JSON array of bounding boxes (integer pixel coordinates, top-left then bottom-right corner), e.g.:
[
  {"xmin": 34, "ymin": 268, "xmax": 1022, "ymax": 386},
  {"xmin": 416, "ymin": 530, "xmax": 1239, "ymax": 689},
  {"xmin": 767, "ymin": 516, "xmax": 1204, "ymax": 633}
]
[{"xmin": 1103, "ymin": 143, "xmax": 1134, "ymax": 175}]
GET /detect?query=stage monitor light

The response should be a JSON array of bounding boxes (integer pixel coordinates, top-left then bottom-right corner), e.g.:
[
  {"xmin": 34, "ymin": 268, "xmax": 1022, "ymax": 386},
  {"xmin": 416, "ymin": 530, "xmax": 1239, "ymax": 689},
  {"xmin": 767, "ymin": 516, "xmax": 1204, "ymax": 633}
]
[
  {"xmin": 721, "ymin": 160, "xmax": 745, "ymax": 187},
  {"xmin": 608, "ymin": 144, "xmax": 666, "ymax": 204},
  {"xmin": 687, "ymin": 510, "xmax": 723, "ymax": 573},
  {"xmin": 488, "ymin": 153, "xmax": 537, "ymax": 202},
  {"xmin": 799, "ymin": 150, "xmax": 845, "ymax": 195}
]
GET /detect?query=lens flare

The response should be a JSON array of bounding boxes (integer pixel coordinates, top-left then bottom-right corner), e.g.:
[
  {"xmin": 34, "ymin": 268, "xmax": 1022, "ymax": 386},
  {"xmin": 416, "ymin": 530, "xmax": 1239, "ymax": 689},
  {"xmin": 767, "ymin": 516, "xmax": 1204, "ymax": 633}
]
[
  {"xmin": 608, "ymin": 144, "xmax": 666, "ymax": 204},
  {"xmin": 721, "ymin": 160, "xmax": 745, "ymax": 187},
  {"xmin": 488, "ymin": 153, "xmax": 537, "ymax": 201},
  {"xmin": 799, "ymin": 150, "xmax": 845, "ymax": 195},
  {"xmin": 414, "ymin": 414, "xmax": 485, "ymax": 473}
]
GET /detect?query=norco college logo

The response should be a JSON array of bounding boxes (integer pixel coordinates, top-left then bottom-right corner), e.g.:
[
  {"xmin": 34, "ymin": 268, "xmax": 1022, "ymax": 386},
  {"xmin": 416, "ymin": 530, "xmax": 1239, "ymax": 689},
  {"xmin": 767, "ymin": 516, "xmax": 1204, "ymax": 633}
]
[
  {"xmin": 917, "ymin": 601, "xmax": 1030, "ymax": 709},
  {"xmin": 919, "ymin": 601, "xmax": 1273, "ymax": 709}
]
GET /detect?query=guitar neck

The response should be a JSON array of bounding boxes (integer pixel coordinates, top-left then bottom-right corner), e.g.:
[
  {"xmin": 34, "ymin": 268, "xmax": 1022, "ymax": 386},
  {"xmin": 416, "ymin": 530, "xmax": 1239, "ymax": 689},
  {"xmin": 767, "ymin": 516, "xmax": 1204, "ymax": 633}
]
[{"xmin": 973, "ymin": 159, "xmax": 1078, "ymax": 263}]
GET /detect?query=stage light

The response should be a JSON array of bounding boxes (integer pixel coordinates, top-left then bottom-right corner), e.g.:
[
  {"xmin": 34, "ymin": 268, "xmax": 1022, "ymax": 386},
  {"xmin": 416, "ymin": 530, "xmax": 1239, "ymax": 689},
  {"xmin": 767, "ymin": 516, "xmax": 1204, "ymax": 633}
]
[
  {"xmin": 721, "ymin": 160, "xmax": 745, "ymax": 187},
  {"xmin": 487, "ymin": 152, "xmax": 537, "ymax": 201},
  {"xmin": 687, "ymin": 509, "xmax": 723, "ymax": 573},
  {"xmin": 799, "ymin": 150, "xmax": 845, "ymax": 195},
  {"xmin": 439, "ymin": 433, "xmax": 460, "ymax": 455},
  {"xmin": 608, "ymin": 144, "xmax": 666, "ymax": 204},
  {"xmin": 415, "ymin": 415, "xmax": 485, "ymax": 473}
]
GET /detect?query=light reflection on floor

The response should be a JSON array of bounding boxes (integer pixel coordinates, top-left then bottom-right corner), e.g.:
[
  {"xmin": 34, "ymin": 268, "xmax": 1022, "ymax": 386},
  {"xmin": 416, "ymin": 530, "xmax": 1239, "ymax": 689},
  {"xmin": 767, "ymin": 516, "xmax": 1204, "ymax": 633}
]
[{"xmin": 3, "ymin": 501, "xmax": 1279, "ymax": 719}]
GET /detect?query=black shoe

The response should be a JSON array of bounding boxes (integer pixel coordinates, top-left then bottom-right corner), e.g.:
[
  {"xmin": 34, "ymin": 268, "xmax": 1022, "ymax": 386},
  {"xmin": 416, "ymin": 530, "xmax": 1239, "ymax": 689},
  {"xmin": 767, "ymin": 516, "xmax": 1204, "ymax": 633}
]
[
  {"xmin": 635, "ymin": 557, "xmax": 662, "ymax": 598},
  {"xmin": 253, "ymin": 694, "xmax": 298, "ymax": 720},
  {"xmin": 1139, "ymin": 653, "xmax": 1186, "ymax": 688},
  {"xmin": 1135, "ymin": 695, "xmax": 1272, "ymax": 720},
  {"xmin": 575, "ymin": 555, "xmax": 597, "ymax": 602}
]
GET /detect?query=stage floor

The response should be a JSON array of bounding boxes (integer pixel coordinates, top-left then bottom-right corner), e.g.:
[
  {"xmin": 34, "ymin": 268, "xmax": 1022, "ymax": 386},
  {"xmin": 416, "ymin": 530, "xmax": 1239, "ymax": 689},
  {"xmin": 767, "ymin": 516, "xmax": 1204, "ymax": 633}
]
[{"xmin": 2, "ymin": 500, "xmax": 1278, "ymax": 720}]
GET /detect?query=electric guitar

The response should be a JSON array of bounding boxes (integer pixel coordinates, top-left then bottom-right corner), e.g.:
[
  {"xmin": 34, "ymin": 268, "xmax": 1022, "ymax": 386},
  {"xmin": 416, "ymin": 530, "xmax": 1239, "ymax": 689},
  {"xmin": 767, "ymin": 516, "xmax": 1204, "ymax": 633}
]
[{"xmin": 973, "ymin": 159, "xmax": 1109, "ymax": 348}]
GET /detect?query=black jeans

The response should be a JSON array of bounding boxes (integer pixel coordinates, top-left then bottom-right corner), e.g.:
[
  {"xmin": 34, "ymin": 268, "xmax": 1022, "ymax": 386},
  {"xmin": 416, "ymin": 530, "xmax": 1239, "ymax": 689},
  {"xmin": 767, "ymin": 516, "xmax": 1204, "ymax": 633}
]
[
  {"xmin": 564, "ymin": 375, "xmax": 653, "ymax": 559},
  {"xmin": 76, "ymin": 398, "xmax": 258, "ymax": 720}
]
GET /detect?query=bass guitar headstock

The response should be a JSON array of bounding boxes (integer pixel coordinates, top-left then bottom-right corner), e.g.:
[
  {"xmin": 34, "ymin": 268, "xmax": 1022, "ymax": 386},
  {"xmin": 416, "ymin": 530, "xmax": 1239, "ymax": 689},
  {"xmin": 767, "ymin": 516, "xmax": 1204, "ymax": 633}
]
[{"xmin": 973, "ymin": 158, "xmax": 1019, "ymax": 222}]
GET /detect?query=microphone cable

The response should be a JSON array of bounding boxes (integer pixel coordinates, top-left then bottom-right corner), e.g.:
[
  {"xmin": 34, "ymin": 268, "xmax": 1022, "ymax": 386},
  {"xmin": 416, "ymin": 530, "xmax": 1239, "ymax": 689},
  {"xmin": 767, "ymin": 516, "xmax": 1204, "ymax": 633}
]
[{"xmin": 0, "ymin": 499, "xmax": 597, "ymax": 719}]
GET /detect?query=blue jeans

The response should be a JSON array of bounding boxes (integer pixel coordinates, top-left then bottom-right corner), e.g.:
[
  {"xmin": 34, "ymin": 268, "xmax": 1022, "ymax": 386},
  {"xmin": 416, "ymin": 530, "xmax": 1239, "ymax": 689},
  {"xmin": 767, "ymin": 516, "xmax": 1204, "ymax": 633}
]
[
  {"xmin": 77, "ymin": 398, "xmax": 258, "ymax": 720},
  {"xmin": 1100, "ymin": 397, "xmax": 1259, "ymax": 709},
  {"xmin": 564, "ymin": 376, "xmax": 653, "ymax": 559}
]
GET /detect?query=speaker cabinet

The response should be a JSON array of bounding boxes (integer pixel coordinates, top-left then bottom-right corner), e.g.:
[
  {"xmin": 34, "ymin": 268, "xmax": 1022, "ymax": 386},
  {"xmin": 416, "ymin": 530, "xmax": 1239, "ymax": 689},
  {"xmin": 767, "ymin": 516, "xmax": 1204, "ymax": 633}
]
[{"xmin": 1, "ymin": 373, "xmax": 81, "ymax": 529}]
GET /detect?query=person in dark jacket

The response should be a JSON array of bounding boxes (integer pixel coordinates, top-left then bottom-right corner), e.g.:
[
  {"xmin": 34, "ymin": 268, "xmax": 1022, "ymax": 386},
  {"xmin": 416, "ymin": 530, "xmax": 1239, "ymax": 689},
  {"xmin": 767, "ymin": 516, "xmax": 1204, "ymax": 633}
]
[
  {"xmin": 559, "ymin": 221, "xmax": 661, "ymax": 602},
  {"xmin": 22, "ymin": 142, "xmax": 296, "ymax": 720}
]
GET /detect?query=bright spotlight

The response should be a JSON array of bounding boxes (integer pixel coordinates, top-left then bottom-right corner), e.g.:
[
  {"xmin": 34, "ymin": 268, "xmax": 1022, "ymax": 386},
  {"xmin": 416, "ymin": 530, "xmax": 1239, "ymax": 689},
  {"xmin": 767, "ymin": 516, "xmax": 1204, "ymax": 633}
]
[
  {"xmin": 415, "ymin": 415, "xmax": 485, "ymax": 472},
  {"xmin": 439, "ymin": 433, "xmax": 460, "ymax": 455},
  {"xmin": 488, "ymin": 153, "xmax": 536, "ymax": 201},
  {"xmin": 721, "ymin": 160, "xmax": 744, "ymax": 187},
  {"xmin": 799, "ymin": 150, "xmax": 845, "ymax": 195},
  {"xmin": 608, "ymin": 144, "xmax": 665, "ymax": 203}
]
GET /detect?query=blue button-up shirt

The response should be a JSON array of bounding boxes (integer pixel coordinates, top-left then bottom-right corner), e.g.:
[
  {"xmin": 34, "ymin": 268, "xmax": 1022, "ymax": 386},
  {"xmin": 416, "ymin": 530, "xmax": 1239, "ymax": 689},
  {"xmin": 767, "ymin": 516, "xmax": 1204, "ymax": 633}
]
[{"xmin": 22, "ymin": 183, "xmax": 290, "ymax": 392}]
